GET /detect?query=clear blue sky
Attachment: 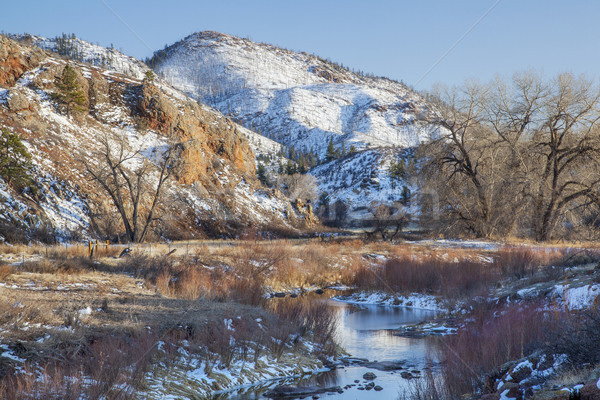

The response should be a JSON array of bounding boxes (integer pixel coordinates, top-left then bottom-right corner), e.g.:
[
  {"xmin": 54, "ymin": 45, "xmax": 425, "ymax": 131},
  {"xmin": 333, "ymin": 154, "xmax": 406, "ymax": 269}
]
[{"xmin": 2, "ymin": 0, "xmax": 599, "ymax": 89}]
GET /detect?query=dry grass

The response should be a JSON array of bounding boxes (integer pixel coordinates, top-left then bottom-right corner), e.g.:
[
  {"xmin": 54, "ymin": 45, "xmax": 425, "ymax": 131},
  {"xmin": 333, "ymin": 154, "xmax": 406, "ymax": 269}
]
[
  {"xmin": 1, "ymin": 239, "xmax": 597, "ymax": 398},
  {"xmin": 0, "ymin": 240, "xmax": 350, "ymax": 398},
  {"xmin": 0, "ymin": 263, "xmax": 14, "ymax": 281}
]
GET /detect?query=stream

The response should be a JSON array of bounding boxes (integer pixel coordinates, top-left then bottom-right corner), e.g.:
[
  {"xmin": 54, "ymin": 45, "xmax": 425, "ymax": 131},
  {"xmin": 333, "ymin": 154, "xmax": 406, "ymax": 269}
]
[{"xmin": 222, "ymin": 293, "xmax": 440, "ymax": 399}]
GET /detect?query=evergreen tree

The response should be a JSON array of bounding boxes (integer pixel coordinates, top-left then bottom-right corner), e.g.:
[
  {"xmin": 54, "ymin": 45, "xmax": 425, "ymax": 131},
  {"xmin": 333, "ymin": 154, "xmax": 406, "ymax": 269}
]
[
  {"xmin": 326, "ymin": 138, "xmax": 338, "ymax": 162},
  {"xmin": 53, "ymin": 64, "xmax": 86, "ymax": 116},
  {"xmin": 297, "ymin": 158, "xmax": 307, "ymax": 174},
  {"xmin": 401, "ymin": 185, "xmax": 411, "ymax": 206},
  {"xmin": 144, "ymin": 70, "xmax": 156, "ymax": 84},
  {"xmin": 0, "ymin": 128, "xmax": 33, "ymax": 192},
  {"xmin": 285, "ymin": 160, "xmax": 297, "ymax": 175},
  {"xmin": 389, "ymin": 159, "xmax": 406, "ymax": 190},
  {"xmin": 349, "ymin": 145, "xmax": 357, "ymax": 154},
  {"xmin": 257, "ymin": 163, "xmax": 269, "ymax": 186}
]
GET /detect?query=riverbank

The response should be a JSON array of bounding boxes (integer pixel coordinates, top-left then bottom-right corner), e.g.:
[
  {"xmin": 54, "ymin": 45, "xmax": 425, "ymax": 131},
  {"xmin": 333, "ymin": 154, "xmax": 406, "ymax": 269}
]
[
  {"xmin": 2, "ymin": 239, "xmax": 600, "ymax": 398},
  {"xmin": 0, "ymin": 244, "xmax": 341, "ymax": 398}
]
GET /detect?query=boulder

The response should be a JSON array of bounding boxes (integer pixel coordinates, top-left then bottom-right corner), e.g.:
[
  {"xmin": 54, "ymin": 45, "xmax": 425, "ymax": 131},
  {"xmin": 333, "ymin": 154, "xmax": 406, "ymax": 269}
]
[
  {"xmin": 498, "ymin": 382, "xmax": 521, "ymax": 399},
  {"xmin": 510, "ymin": 364, "xmax": 532, "ymax": 383},
  {"xmin": 400, "ymin": 371, "xmax": 414, "ymax": 379},
  {"xmin": 362, "ymin": 372, "xmax": 376, "ymax": 380},
  {"xmin": 263, "ymin": 385, "xmax": 342, "ymax": 398},
  {"xmin": 7, "ymin": 89, "xmax": 31, "ymax": 111}
]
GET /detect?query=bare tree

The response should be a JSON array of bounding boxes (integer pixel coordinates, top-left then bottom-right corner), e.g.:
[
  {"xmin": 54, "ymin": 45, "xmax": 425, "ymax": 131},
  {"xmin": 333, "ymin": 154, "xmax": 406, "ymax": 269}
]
[
  {"xmin": 421, "ymin": 81, "xmax": 518, "ymax": 238},
  {"xmin": 422, "ymin": 72, "xmax": 600, "ymax": 241},
  {"xmin": 276, "ymin": 173, "xmax": 318, "ymax": 204},
  {"xmin": 82, "ymin": 134, "xmax": 182, "ymax": 243},
  {"xmin": 368, "ymin": 201, "xmax": 407, "ymax": 241},
  {"xmin": 526, "ymin": 73, "xmax": 600, "ymax": 241}
]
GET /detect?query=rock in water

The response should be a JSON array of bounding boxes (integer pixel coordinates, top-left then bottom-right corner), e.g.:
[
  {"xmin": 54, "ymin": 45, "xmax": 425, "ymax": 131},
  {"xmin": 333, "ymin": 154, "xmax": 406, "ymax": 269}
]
[
  {"xmin": 363, "ymin": 372, "xmax": 377, "ymax": 380},
  {"xmin": 263, "ymin": 385, "xmax": 343, "ymax": 398}
]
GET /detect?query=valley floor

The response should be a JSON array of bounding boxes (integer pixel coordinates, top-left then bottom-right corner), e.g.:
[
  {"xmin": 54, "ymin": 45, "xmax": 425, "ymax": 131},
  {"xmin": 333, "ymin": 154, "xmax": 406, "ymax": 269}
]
[{"xmin": 0, "ymin": 238, "xmax": 599, "ymax": 399}]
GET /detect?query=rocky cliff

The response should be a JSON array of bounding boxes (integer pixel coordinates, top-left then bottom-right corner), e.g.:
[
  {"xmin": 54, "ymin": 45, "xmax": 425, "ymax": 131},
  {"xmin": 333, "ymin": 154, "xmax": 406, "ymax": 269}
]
[{"xmin": 0, "ymin": 36, "xmax": 311, "ymax": 242}]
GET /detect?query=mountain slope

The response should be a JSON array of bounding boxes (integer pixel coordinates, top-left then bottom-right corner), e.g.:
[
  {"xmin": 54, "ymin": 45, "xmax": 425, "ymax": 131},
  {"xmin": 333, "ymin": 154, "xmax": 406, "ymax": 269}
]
[
  {"xmin": 10, "ymin": 33, "xmax": 150, "ymax": 80},
  {"xmin": 0, "ymin": 35, "xmax": 313, "ymax": 242},
  {"xmin": 152, "ymin": 31, "xmax": 437, "ymax": 155},
  {"xmin": 150, "ymin": 31, "xmax": 439, "ymax": 222}
]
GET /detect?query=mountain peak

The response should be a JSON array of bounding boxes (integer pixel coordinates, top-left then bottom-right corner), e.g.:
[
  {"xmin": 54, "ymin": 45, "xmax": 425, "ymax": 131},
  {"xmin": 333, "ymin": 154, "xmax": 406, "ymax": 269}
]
[{"xmin": 151, "ymin": 31, "xmax": 439, "ymax": 223}]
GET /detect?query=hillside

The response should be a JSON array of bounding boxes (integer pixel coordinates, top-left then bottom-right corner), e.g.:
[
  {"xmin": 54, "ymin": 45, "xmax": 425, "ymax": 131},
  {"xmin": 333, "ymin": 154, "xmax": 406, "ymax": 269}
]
[
  {"xmin": 150, "ymin": 31, "xmax": 440, "ymax": 222},
  {"xmin": 0, "ymin": 35, "xmax": 314, "ymax": 242},
  {"xmin": 10, "ymin": 33, "xmax": 150, "ymax": 80}
]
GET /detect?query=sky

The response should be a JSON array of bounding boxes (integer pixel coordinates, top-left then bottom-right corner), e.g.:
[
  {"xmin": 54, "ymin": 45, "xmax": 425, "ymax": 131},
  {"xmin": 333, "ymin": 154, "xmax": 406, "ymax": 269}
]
[{"xmin": 2, "ymin": 0, "xmax": 600, "ymax": 90}]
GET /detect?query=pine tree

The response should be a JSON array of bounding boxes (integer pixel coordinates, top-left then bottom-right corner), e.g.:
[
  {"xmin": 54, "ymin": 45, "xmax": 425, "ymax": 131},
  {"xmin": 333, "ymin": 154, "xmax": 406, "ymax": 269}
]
[
  {"xmin": 389, "ymin": 159, "xmax": 406, "ymax": 190},
  {"xmin": 257, "ymin": 163, "xmax": 269, "ymax": 186},
  {"xmin": 0, "ymin": 128, "xmax": 33, "ymax": 192},
  {"xmin": 298, "ymin": 160, "xmax": 307, "ymax": 174},
  {"xmin": 53, "ymin": 64, "xmax": 86, "ymax": 116},
  {"xmin": 401, "ymin": 185, "xmax": 411, "ymax": 206},
  {"xmin": 144, "ymin": 70, "xmax": 156, "ymax": 84},
  {"xmin": 326, "ymin": 138, "xmax": 338, "ymax": 162},
  {"xmin": 285, "ymin": 160, "xmax": 297, "ymax": 175}
]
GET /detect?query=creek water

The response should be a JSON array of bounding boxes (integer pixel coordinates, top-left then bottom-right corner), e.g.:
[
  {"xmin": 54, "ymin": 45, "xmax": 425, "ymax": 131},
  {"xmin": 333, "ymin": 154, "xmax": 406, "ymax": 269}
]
[{"xmin": 222, "ymin": 294, "xmax": 439, "ymax": 400}]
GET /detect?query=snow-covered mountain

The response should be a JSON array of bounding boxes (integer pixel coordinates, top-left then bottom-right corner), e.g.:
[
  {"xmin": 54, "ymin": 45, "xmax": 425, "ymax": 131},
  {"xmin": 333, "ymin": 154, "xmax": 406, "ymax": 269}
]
[
  {"xmin": 10, "ymin": 33, "xmax": 150, "ymax": 80},
  {"xmin": 150, "ymin": 31, "xmax": 439, "ymax": 222},
  {"xmin": 0, "ymin": 35, "xmax": 314, "ymax": 242}
]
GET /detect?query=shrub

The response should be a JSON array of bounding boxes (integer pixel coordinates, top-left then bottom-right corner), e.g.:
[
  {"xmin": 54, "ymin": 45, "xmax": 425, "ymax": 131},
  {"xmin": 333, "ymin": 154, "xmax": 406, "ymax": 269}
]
[
  {"xmin": 437, "ymin": 301, "xmax": 560, "ymax": 397},
  {"xmin": 353, "ymin": 255, "xmax": 495, "ymax": 299},
  {"xmin": 548, "ymin": 306, "xmax": 600, "ymax": 366}
]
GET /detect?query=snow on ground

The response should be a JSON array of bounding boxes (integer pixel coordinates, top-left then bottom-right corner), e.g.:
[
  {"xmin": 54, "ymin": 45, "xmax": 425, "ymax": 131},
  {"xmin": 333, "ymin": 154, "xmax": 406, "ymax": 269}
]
[
  {"xmin": 11, "ymin": 33, "xmax": 149, "ymax": 80},
  {"xmin": 145, "ymin": 340, "xmax": 327, "ymax": 398},
  {"xmin": 552, "ymin": 283, "xmax": 600, "ymax": 310},
  {"xmin": 333, "ymin": 291, "xmax": 443, "ymax": 312},
  {"xmin": 311, "ymin": 147, "xmax": 417, "ymax": 221},
  {"xmin": 0, "ymin": 344, "xmax": 26, "ymax": 363},
  {"xmin": 152, "ymin": 31, "xmax": 443, "ymax": 217},
  {"xmin": 410, "ymin": 239, "xmax": 503, "ymax": 251}
]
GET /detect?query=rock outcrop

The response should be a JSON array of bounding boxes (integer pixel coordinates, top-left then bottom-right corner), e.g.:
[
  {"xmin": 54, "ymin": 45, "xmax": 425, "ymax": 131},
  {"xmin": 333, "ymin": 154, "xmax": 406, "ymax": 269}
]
[
  {"xmin": 135, "ymin": 82, "xmax": 255, "ymax": 184},
  {"xmin": 0, "ymin": 36, "xmax": 44, "ymax": 88},
  {"xmin": 0, "ymin": 36, "xmax": 308, "ymax": 241}
]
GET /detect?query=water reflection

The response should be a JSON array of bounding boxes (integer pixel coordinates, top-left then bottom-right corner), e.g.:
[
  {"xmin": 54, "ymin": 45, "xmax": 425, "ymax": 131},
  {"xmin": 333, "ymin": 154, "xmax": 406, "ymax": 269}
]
[
  {"xmin": 330, "ymin": 300, "xmax": 437, "ymax": 362},
  {"xmin": 221, "ymin": 297, "xmax": 439, "ymax": 399}
]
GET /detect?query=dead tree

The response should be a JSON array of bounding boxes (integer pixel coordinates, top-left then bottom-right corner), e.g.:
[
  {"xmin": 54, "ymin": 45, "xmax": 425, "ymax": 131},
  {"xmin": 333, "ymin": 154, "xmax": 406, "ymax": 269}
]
[
  {"xmin": 83, "ymin": 133, "xmax": 182, "ymax": 243},
  {"xmin": 368, "ymin": 201, "xmax": 408, "ymax": 241}
]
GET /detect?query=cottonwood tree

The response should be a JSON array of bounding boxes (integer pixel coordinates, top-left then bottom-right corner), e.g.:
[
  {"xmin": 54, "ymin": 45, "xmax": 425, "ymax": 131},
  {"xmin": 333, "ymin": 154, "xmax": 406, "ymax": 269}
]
[
  {"xmin": 367, "ymin": 201, "xmax": 407, "ymax": 241},
  {"xmin": 421, "ymin": 81, "xmax": 519, "ymax": 238},
  {"xmin": 421, "ymin": 72, "xmax": 600, "ymax": 241},
  {"xmin": 277, "ymin": 173, "xmax": 318, "ymax": 204},
  {"xmin": 525, "ymin": 73, "xmax": 600, "ymax": 241},
  {"xmin": 83, "ymin": 134, "xmax": 182, "ymax": 243}
]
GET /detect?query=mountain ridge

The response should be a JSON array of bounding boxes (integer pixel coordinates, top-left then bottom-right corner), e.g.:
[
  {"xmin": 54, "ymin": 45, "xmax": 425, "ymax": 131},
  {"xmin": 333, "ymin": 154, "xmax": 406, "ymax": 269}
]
[
  {"xmin": 151, "ymin": 30, "xmax": 440, "ymax": 222},
  {"xmin": 0, "ymin": 35, "xmax": 314, "ymax": 242}
]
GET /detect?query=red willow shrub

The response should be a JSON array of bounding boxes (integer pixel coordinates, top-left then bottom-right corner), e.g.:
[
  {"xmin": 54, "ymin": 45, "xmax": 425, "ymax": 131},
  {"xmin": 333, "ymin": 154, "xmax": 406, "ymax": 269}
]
[
  {"xmin": 437, "ymin": 301, "xmax": 561, "ymax": 397},
  {"xmin": 354, "ymin": 255, "xmax": 496, "ymax": 298}
]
